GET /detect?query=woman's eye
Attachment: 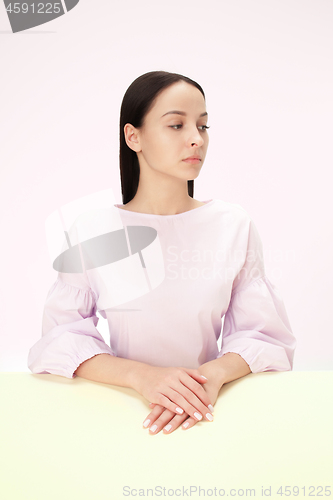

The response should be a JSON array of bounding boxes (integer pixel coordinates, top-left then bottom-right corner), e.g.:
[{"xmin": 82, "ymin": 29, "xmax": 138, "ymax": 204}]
[{"xmin": 169, "ymin": 125, "xmax": 210, "ymax": 130}]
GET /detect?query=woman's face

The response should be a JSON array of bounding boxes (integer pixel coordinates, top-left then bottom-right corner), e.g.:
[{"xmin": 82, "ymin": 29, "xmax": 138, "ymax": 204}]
[{"xmin": 127, "ymin": 81, "xmax": 209, "ymax": 182}]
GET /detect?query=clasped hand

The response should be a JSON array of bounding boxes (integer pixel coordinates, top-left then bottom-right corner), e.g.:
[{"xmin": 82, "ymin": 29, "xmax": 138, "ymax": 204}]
[{"xmin": 133, "ymin": 364, "xmax": 222, "ymax": 435}]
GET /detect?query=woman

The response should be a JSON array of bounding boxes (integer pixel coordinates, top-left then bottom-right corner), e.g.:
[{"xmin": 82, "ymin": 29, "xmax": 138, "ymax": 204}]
[{"xmin": 28, "ymin": 70, "xmax": 296, "ymax": 435}]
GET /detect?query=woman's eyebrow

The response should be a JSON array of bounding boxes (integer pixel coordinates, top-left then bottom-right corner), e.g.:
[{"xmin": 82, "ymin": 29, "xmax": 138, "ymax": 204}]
[{"xmin": 161, "ymin": 110, "xmax": 208, "ymax": 118}]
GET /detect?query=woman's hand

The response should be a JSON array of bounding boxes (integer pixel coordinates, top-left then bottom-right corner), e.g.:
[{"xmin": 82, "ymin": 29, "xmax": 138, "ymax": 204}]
[
  {"xmin": 143, "ymin": 375, "xmax": 223, "ymax": 435},
  {"xmin": 133, "ymin": 365, "xmax": 214, "ymax": 422}
]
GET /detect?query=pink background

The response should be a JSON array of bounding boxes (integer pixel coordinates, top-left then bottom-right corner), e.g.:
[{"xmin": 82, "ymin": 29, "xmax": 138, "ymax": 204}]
[{"xmin": 1, "ymin": 0, "xmax": 332, "ymax": 372}]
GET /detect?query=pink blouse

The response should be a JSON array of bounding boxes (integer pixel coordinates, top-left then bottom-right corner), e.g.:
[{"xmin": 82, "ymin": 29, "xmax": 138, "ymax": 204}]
[{"xmin": 27, "ymin": 199, "xmax": 296, "ymax": 379}]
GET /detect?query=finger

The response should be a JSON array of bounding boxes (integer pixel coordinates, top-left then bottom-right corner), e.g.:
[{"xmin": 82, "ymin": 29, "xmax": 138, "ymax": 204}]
[
  {"xmin": 164, "ymin": 386, "xmax": 214, "ymax": 423},
  {"xmin": 142, "ymin": 404, "xmax": 165, "ymax": 429},
  {"xmin": 147, "ymin": 403, "xmax": 165, "ymax": 414},
  {"xmin": 181, "ymin": 416, "xmax": 198, "ymax": 431},
  {"xmin": 148, "ymin": 409, "xmax": 179, "ymax": 435},
  {"xmin": 163, "ymin": 413, "xmax": 192, "ymax": 434},
  {"xmin": 149, "ymin": 381, "xmax": 213, "ymax": 420},
  {"xmin": 181, "ymin": 367, "xmax": 209, "ymax": 384},
  {"xmin": 148, "ymin": 403, "xmax": 165, "ymax": 413},
  {"xmin": 179, "ymin": 373, "xmax": 215, "ymax": 410},
  {"xmin": 151, "ymin": 392, "xmax": 188, "ymax": 417}
]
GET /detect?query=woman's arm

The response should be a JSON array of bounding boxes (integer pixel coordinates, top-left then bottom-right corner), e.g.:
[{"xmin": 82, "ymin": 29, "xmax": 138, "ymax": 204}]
[
  {"xmin": 74, "ymin": 353, "xmax": 147, "ymax": 388},
  {"xmin": 199, "ymin": 352, "xmax": 252, "ymax": 388},
  {"xmin": 75, "ymin": 354, "xmax": 214, "ymax": 422}
]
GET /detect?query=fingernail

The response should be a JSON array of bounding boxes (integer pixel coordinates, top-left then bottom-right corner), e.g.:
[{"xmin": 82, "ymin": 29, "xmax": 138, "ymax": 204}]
[
  {"xmin": 150, "ymin": 424, "xmax": 157, "ymax": 433},
  {"xmin": 143, "ymin": 419, "xmax": 150, "ymax": 428},
  {"xmin": 206, "ymin": 413, "xmax": 214, "ymax": 421},
  {"xmin": 164, "ymin": 424, "xmax": 172, "ymax": 432},
  {"xmin": 194, "ymin": 412, "xmax": 202, "ymax": 421},
  {"xmin": 175, "ymin": 407, "xmax": 184, "ymax": 414},
  {"xmin": 182, "ymin": 422, "xmax": 189, "ymax": 429},
  {"xmin": 201, "ymin": 375, "xmax": 208, "ymax": 380},
  {"xmin": 208, "ymin": 404, "xmax": 214, "ymax": 413}
]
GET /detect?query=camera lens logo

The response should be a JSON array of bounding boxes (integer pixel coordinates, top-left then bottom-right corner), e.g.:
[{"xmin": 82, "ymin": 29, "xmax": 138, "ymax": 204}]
[
  {"xmin": 3, "ymin": 0, "xmax": 80, "ymax": 33},
  {"xmin": 46, "ymin": 189, "xmax": 165, "ymax": 311}
]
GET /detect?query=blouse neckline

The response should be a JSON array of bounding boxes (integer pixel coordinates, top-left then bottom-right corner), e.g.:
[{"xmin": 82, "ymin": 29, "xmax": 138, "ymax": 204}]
[{"xmin": 114, "ymin": 199, "xmax": 215, "ymax": 218}]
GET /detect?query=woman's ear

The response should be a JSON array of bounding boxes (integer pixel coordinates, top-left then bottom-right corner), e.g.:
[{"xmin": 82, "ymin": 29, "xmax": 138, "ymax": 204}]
[{"xmin": 124, "ymin": 124, "xmax": 141, "ymax": 152}]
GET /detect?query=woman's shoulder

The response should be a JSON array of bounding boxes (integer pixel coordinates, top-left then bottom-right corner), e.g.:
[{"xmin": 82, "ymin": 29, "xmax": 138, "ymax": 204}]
[{"xmin": 212, "ymin": 199, "xmax": 252, "ymax": 223}]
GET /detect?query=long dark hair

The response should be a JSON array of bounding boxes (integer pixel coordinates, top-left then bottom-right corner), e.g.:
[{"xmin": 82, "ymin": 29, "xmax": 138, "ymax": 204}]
[{"xmin": 119, "ymin": 71, "xmax": 206, "ymax": 204}]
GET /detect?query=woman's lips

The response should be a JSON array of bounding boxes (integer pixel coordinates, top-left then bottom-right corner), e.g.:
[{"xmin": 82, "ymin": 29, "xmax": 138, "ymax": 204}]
[{"xmin": 182, "ymin": 158, "xmax": 201, "ymax": 164}]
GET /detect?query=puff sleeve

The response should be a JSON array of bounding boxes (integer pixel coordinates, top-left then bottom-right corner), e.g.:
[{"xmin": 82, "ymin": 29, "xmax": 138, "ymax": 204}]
[
  {"xmin": 27, "ymin": 272, "xmax": 116, "ymax": 379},
  {"xmin": 217, "ymin": 213, "xmax": 297, "ymax": 373}
]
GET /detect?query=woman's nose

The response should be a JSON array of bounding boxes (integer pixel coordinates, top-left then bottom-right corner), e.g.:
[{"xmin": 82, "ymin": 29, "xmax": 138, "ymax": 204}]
[{"xmin": 188, "ymin": 129, "xmax": 204, "ymax": 147}]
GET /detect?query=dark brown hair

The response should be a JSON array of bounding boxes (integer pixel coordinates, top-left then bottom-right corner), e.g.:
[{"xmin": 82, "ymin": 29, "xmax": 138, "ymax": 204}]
[{"xmin": 119, "ymin": 71, "xmax": 206, "ymax": 204}]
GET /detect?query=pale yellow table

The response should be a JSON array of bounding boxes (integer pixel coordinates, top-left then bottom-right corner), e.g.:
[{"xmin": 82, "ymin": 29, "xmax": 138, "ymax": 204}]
[{"xmin": 1, "ymin": 371, "xmax": 332, "ymax": 500}]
